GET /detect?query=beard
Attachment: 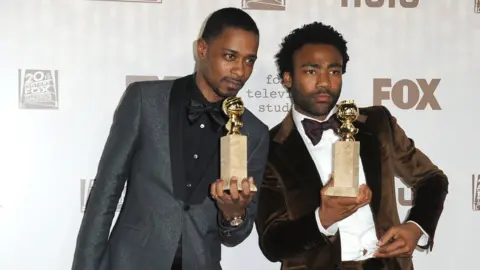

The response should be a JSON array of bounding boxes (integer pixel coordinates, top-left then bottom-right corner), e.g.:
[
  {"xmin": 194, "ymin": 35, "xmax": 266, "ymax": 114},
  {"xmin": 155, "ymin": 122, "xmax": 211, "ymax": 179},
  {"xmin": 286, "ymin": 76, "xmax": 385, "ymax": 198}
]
[
  {"xmin": 211, "ymin": 82, "xmax": 240, "ymax": 99},
  {"xmin": 291, "ymin": 87, "xmax": 341, "ymax": 118},
  {"xmin": 211, "ymin": 86, "xmax": 232, "ymax": 99},
  {"xmin": 203, "ymin": 72, "xmax": 242, "ymax": 99}
]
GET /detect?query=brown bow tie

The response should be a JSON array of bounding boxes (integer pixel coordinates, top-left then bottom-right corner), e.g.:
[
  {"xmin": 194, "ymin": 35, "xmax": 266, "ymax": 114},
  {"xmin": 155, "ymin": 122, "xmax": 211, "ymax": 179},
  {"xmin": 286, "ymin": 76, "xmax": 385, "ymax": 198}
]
[{"xmin": 301, "ymin": 117, "xmax": 340, "ymax": 146}]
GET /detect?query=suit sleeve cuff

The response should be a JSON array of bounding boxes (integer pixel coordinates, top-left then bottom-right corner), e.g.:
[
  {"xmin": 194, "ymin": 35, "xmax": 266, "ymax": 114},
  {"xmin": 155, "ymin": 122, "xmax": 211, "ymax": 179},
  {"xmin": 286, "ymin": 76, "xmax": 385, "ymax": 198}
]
[
  {"xmin": 406, "ymin": 220, "xmax": 429, "ymax": 247},
  {"xmin": 315, "ymin": 207, "xmax": 339, "ymax": 236}
]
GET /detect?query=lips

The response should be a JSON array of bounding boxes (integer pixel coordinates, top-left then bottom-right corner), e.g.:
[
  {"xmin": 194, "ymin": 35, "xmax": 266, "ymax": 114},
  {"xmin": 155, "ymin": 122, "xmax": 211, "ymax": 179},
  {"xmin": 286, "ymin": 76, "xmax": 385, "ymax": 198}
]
[
  {"xmin": 225, "ymin": 79, "xmax": 243, "ymax": 90},
  {"xmin": 314, "ymin": 94, "xmax": 331, "ymax": 102}
]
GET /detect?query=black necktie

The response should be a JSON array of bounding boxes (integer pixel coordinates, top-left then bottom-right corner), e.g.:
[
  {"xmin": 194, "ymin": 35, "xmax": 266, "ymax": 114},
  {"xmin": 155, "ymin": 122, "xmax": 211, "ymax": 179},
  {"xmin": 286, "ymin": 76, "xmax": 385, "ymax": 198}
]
[
  {"xmin": 301, "ymin": 117, "xmax": 340, "ymax": 146},
  {"xmin": 187, "ymin": 99, "xmax": 226, "ymax": 127}
]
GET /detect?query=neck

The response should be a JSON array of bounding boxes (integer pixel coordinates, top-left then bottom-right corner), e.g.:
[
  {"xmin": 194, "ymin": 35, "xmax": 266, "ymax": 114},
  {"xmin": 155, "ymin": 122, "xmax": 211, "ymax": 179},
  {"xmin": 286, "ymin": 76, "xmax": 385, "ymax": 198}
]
[{"xmin": 195, "ymin": 72, "xmax": 222, "ymax": 103}]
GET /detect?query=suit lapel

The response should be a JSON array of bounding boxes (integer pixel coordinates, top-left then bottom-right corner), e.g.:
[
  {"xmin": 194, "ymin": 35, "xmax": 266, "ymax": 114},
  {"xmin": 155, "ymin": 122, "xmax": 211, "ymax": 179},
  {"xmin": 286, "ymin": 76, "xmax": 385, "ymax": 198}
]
[
  {"xmin": 169, "ymin": 76, "xmax": 189, "ymax": 201},
  {"xmin": 281, "ymin": 128, "xmax": 323, "ymax": 190},
  {"xmin": 273, "ymin": 118, "xmax": 322, "ymax": 219},
  {"xmin": 354, "ymin": 120, "xmax": 383, "ymax": 219}
]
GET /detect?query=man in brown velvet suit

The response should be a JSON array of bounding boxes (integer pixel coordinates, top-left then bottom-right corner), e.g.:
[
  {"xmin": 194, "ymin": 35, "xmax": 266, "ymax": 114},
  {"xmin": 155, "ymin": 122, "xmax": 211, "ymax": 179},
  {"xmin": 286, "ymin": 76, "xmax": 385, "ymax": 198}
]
[{"xmin": 255, "ymin": 22, "xmax": 448, "ymax": 270}]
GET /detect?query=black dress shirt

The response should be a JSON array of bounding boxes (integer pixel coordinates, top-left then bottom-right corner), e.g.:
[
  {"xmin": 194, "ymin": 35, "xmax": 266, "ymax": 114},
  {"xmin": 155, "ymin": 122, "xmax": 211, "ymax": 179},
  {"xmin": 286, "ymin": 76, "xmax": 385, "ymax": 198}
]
[
  {"xmin": 172, "ymin": 76, "xmax": 226, "ymax": 270},
  {"xmin": 182, "ymin": 80, "xmax": 225, "ymax": 198}
]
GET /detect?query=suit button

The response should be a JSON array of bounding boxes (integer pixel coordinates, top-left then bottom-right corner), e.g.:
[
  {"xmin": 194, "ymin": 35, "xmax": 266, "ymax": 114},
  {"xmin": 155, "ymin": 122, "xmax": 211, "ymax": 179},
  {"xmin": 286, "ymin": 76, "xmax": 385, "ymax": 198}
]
[{"xmin": 183, "ymin": 205, "xmax": 190, "ymax": 211}]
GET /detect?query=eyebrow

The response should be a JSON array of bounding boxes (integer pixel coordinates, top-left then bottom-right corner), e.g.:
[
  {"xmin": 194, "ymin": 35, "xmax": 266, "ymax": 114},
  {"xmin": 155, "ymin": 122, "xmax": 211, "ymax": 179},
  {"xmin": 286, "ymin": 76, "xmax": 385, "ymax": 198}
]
[
  {"xmin": 223, "ymin": 48, "xmax": 257, "ymax": 59},
  {"xmin": 300, "ymin": 62, "xmax": 343, "ymax": 69}
]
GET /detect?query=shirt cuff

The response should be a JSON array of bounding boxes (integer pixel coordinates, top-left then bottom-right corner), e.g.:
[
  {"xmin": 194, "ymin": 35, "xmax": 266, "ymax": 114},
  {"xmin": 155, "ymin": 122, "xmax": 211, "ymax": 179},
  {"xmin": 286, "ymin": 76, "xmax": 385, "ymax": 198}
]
[
  {"xmin": 406, "ymin": 220, "xmax": 429, "ymax": 247},
  {"xmin": 315, "ymin": 207, "xmax": 339, "ymax": 236}
]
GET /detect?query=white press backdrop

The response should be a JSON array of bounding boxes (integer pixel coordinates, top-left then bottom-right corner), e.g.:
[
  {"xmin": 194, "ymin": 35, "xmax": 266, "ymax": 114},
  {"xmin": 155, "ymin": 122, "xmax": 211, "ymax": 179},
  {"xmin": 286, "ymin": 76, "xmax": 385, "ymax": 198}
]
[{"xmin": 0, "ymin": 0, "xmax": 479, "ymax": 269}]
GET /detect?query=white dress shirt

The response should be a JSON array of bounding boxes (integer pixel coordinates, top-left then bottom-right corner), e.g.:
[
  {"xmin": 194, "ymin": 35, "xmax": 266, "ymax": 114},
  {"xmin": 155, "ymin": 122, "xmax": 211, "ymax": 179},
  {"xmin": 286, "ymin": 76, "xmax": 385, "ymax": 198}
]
[{"xmin": 291, "ymin": 106, "xmax": 428, "ymax": 261}]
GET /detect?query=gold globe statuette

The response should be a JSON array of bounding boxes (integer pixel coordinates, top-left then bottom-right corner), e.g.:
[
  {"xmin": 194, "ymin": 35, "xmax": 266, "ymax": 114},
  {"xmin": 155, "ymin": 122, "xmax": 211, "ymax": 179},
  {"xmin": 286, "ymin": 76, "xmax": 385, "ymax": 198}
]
[
  {"xmin": 324, "ymin": 100, "xmax": 361, "ymax": 197},
  {"xmin": 220, "ymin": 97, "xmax": 255, "ymax": 191}
]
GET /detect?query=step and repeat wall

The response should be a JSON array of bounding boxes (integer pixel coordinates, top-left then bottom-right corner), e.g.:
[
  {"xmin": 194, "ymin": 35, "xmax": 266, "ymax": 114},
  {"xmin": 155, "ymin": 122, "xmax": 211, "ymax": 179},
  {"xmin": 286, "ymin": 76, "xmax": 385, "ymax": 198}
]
[{"xmin": 1, "ymin": 0, "xmax": 479, "ymax": 269}]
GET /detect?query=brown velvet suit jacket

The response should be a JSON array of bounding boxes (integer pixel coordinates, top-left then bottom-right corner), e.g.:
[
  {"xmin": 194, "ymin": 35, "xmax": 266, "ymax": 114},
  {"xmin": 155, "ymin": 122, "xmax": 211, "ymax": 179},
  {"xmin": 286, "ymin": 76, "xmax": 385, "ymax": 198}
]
[{"xmin": 255, "ymin": 106, "xmax": 448, "ymax": 270}]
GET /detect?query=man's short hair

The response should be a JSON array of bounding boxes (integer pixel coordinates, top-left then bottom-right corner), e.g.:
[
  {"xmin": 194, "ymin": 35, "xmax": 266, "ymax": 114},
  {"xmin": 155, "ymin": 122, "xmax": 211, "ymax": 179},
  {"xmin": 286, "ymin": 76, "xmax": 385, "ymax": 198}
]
[{"xmin": 201, "ymin": 7, "xmax": 259, "ymax": 42}]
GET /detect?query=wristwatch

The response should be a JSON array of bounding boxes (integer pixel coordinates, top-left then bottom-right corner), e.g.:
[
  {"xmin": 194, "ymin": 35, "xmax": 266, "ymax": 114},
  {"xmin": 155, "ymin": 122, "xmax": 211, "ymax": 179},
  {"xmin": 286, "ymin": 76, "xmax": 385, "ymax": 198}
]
[
  {"xmin": 228, "ymin": 216, "xmax": 244, "ymax": 227},
  {"xmin": 222, "ymin": 213, "xmax": 245, "ymax": 227}
]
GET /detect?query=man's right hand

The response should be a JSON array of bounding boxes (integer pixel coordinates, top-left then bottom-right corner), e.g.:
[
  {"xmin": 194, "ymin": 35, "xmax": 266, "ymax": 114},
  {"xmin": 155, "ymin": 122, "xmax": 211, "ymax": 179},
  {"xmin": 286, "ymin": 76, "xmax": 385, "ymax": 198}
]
[{"xmin": 318, "ymin": 176, "xmax": 372, "ymax": 229}]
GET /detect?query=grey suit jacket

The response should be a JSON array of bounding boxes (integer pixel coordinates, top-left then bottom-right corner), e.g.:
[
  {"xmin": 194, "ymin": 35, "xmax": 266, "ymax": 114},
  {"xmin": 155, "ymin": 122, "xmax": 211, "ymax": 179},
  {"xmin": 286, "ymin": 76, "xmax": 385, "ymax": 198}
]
[{"xmin": 71, "ymin": 75, "xmax": 269, "ymax": 270}]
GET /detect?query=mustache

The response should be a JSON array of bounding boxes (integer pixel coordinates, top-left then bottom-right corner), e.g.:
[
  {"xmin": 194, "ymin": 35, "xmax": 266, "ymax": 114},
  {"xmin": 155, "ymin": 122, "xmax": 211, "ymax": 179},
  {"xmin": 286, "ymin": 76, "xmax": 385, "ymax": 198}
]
[
  {"xmin": 313, "ymin": 88, "xmax": 335, "ymax": 96},
  {"xmin": 222, "ymin": 77, "xmax": 244, "ymax": 86}
]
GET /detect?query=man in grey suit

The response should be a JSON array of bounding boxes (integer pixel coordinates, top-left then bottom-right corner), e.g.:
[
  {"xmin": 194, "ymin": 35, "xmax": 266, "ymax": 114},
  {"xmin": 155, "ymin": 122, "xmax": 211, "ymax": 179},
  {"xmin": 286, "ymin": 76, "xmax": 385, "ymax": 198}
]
[{"xmin": 71, "ymin": 7, "xmax": 269, "ymax": 270}]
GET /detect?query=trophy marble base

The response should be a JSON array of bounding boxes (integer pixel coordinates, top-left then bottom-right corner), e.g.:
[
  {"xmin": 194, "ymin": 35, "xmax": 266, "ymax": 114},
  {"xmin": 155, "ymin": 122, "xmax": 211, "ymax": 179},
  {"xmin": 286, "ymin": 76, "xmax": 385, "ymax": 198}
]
[
  {"xmin": 324, "ymin": 187, "xmax": 359, "ymax": 197},
  {"xmin": 220, "ymin": 134, "xmax": 249, "ymax": 191},
  {"xmin": 325, "ymin": 141, "xmax": 360, "ymax": 198}
]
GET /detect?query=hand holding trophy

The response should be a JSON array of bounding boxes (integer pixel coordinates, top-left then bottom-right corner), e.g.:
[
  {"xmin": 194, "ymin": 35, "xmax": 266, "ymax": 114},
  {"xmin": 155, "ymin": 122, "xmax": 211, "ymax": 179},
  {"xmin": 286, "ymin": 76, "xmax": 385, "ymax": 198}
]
[{"xmin": 210, "ymin": 97, "xmax": 256, "ymax": 226}]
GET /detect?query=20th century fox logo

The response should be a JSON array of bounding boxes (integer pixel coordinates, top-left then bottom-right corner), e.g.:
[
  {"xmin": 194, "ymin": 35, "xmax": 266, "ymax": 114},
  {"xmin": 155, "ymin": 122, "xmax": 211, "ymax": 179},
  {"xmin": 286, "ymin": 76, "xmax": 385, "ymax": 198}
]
[
  {"xmin": 80, "ymin": 179, "xmax": 126, "ymax": 212},
  {"xmin": 473, "ymin": 174, "xmax": 480, "ymax": 211},
  {"xmin": 19, "ymin": 69, "xmax": 59, "ymax": 109}
]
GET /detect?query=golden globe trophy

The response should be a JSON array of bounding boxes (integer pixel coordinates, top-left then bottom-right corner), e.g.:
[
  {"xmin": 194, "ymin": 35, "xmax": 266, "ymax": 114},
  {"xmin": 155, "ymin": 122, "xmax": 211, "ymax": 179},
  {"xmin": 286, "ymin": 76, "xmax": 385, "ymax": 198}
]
[
  {"xmin": 220, "ymin": 97, "xmax": 255, "ymax": 191},
  {"xmin": 325, "ymin": 100, "xmax": 360, "ymax": 197}
]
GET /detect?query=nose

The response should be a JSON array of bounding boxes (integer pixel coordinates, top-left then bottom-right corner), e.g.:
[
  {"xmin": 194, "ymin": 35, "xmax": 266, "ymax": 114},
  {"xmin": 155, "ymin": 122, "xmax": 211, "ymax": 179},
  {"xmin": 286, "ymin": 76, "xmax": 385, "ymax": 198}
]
[
  {"xmin": 316, "ymin": 71, "xmax": 331, "ymax": 89},
  {"xmin": 230, "ymin": 61, "xmax": 245, "ymax": 79}
]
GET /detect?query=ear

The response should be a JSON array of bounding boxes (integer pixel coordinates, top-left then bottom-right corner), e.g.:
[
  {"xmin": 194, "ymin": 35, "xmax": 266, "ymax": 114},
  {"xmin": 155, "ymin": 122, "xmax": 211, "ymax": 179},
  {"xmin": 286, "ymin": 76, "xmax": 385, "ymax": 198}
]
[
  {"xmin": 282, "ymin": 72, "xmax": 292, "ymax": 90},
  {"xmin": 196, "ymin": 39, "xmax": 208, "ymax": 60}
]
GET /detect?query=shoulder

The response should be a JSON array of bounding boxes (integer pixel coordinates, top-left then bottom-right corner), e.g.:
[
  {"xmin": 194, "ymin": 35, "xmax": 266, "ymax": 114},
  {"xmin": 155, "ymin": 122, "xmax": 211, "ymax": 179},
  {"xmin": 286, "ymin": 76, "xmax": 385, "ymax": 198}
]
[
  {"xmin": 243, "ymin": 108, "xmax": 269, "ymax": 139},
  {"xmin": 358, "ymin": 105, "xmax": 389, "ymax": 117},
  {"xmin": 357, "ymin": 105, "xmax": 399, "ymax": 135},
  {"xmin": 268, "ymin": 122, "xmax": 282, "ymax": 140},
  {"xmin": 124, "ymin": 80, "xmax": 173, "ymax": 102},
  {"xmin": 127, "ymin": 74, "xmax": 191, "ymax": 96},
  {"xmin": 127, "ymin": 79, "xmax": 174, "ymax": 95},
  {"xmin": 358, "ymin": 105, "xmax": 394, "ymax": 123}
]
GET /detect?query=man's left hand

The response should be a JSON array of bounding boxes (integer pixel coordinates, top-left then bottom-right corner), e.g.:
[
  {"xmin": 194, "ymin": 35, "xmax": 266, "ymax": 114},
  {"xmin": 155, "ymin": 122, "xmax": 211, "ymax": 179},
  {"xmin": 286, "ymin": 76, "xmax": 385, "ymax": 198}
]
[
  {"xmin": 210, "ymin": 176, "xmax": 256, "ymax": 220},
  {"xmin": 374, "ymin": 223, "xmax": 423, "ymax": 258}
]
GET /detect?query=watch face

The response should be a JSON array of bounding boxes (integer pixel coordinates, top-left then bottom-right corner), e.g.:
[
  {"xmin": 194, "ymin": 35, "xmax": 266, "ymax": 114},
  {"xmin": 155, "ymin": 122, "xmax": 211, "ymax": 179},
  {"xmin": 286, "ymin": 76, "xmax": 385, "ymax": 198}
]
[{"xmin": 230, "ymin": 217, "xmax": 243, "ymax": 227}]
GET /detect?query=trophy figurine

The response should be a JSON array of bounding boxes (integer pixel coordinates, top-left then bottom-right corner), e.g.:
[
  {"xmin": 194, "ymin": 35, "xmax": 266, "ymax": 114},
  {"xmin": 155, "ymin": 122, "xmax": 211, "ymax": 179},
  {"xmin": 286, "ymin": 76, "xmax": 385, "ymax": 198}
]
[
  {"xmin": 220, "ymin": 97, "xmax": 253, "ymax": 191},
  {"xmin": 324, "ymin": 100, "xmax": 360, "ymax": 197}
]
